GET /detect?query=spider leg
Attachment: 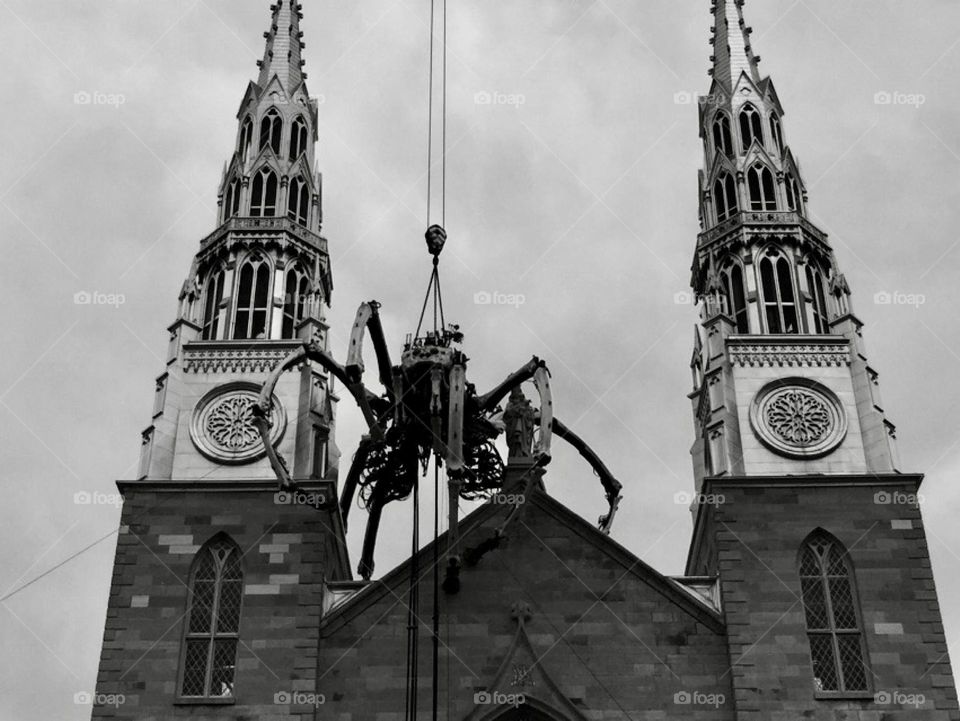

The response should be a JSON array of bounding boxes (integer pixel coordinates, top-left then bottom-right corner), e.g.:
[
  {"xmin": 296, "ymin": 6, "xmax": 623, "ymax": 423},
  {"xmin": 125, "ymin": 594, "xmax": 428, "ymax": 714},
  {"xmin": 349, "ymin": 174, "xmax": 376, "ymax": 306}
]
[
  {"xmin": 532, "ymin": 364, "xmax": 553, "ymax": 463},
  {"xmin": 445, "ymin": 362, "xmax": 466, "ymax": 472},
  {"xmin": 357, "ymin": 446, "xmax": 418, "ymax": 580},
  {"xmin": 476, "ymin": 356, "xmax": 546, "ymax": 413},
  {"xmin": 549, "ymin": 417, "xmax": 624, "ymax": 534},
  {"xmin": 346, "ymin": 301, "xmax": 395, "ymax": 401},
  {"xmin": 253, "ymin": 341, "xmax": 387, "ymax": 490},
  {"xmin": 357, "ymin": 484, "xmax": 387, "ymax": 580},
  {"xmin": 339, "ymin": 436, "xmax": 375, "ymax": 531}
]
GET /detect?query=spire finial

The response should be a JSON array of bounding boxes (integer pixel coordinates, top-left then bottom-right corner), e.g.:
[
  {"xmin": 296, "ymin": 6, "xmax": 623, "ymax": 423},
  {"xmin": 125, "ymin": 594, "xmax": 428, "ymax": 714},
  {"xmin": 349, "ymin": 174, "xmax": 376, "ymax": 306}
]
[
  {"xmin": 710, "ymin": 0, "xmax": 762, "ymax": 88},
  {"xmin": 257, "ymin": 0, "xmax": 305, "ymax": 91}
]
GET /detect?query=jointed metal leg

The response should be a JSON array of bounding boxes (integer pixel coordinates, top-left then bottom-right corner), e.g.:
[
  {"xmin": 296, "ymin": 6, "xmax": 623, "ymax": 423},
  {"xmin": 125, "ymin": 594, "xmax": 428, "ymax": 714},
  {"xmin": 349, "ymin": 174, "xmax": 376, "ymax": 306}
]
[
  {"xmin": 551, "ymin": 417, "xmax": 623, "ymax": 534},
  {"xmin": 339, "ymin": 436, "xmax": 375, "ymax": 531}
]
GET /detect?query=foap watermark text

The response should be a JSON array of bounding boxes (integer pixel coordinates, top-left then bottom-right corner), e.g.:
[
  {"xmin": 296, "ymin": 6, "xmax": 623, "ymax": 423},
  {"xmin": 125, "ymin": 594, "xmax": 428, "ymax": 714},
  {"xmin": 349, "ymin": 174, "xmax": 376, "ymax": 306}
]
[
  {"xmin": 474, "ymin": 291, "xmax": 526, "ymax": 308},
  {"xmin": 274, "ymin": 691, "xmax": 326, "ymax": 707},
  {"xmin": 674, "ymin": 491, "xmax": 725, "ymax": 508},
  {"xmin": 75, "ymin": 291, "xmax": 126, "ymax": 308},
  {"xmin": 674, "ymin": 690, "xmax": 726, "ymax": 707},
  {"xmin": 274, "ymin": 490, "xmax": 328, "ymax": 509},
  {"xmin": 874, "ymin": 91, "xmax": 926, "ymax": 108},
  {"xmin": 74, "ymin": 91, "xmax": 126, "ymax": 108},
  {"xmin": 875, "ymin": 690, "xmax": 927, "ymax": 708},
  {"xmin": 874, "ymin": 291, "xmax": 925, "ymax": 309},
  {"xmin": 74, "ymin": 692, "xmax": 126, "ymax": 708},
  {"xmin": 875, "ymin": 490, "xmax": 923, "ymax": 506},
  {"xmin": 74, "ymin": 491, "xmax": 123, "ymax": 508},
  {"xmin": 474, "ymin": 91, "xmax": 525, "ymax": 108},
  {"xmin": 474, "ymin": 690, "xmax": 526, "ymax": 708}
]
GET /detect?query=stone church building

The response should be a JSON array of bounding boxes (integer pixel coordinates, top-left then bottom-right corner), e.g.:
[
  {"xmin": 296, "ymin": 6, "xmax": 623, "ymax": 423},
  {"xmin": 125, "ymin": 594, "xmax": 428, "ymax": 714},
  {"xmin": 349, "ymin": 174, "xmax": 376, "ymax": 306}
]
[{"xmin": 91, "ymin": 1, "xmax": 958, "ymax": 719}]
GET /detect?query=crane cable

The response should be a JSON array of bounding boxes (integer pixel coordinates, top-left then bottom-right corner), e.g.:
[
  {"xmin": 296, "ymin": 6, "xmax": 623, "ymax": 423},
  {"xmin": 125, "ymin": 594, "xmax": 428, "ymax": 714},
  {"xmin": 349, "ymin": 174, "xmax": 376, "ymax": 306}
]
[
  {"xmin": 406, "ymin": 2, "xmax": 448, "ymax": 721},
  {"xmin": 431, "ymin": 5, "xmax": 448, "ymax": 720}
]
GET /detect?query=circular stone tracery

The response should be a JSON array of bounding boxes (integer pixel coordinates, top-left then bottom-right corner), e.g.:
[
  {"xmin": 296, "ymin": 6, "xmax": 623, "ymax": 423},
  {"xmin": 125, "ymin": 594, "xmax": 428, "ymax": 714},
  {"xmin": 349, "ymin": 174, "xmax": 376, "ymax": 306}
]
[
  {"xmin": 749, "ymin": 379, "xmax": 847, "ymax": 459},
  {"xmin": 190, "ymin": 382, "xmax": 286, "ymax": 464}
]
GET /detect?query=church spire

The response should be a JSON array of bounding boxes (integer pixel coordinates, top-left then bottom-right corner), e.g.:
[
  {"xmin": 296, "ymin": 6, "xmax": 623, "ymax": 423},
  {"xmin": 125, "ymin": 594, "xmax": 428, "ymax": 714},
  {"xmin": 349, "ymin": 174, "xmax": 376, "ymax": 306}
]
[
  {"xmin": 257, "ymin": 0, "xmax": 306, "ymax": 92},
  {"xmin": 709, "ymin": 0, "xmax": 762, "ymax": 89},
  {"xmin": 686, "ymin": 0, "xmax": 899, "ymax": 487}
]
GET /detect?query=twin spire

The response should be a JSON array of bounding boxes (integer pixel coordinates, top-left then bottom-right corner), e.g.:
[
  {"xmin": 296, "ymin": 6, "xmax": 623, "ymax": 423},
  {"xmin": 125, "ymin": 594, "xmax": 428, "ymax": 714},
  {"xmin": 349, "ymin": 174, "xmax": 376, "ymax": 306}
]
[
  {"xmin": 257, "ymin": 0, "xmax": 306, "ymax": 91},
  {"xmin": 709, "ymin": 0, "xmax": 762, "ymax": 89}
]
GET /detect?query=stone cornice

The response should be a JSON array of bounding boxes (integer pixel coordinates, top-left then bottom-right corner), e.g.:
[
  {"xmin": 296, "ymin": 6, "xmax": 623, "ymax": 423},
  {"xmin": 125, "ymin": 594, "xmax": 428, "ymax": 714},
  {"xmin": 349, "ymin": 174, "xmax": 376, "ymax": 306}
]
[
  {"xmin": 182, "ymin": 340, "xmax": 305, "ymax": 374},
  {"xmin": 727, "ymin": 334, "xmax": 851, "ymax": 368},
  {"xmin": 198, "ymin": 217, "xmax": 329, "ymax": 256},
  {"xmin": 697, "ymin": 210, "xmax": 828, "ymax": 249}
]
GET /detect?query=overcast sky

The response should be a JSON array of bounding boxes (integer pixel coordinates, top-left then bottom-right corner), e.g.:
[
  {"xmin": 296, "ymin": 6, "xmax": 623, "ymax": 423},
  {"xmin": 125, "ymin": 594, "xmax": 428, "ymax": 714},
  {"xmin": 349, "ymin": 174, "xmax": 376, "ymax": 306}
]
[{"xmin": 2, "ymin": 1, "xmax": 960, "ymax": 718}]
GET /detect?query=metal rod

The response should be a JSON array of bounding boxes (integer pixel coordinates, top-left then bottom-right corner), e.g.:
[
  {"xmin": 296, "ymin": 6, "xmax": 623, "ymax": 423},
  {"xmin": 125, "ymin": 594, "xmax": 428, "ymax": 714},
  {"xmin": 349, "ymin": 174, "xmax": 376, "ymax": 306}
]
[{"xmin": 432, "ymin": 459, "xmax": 440, "ymax": 721}]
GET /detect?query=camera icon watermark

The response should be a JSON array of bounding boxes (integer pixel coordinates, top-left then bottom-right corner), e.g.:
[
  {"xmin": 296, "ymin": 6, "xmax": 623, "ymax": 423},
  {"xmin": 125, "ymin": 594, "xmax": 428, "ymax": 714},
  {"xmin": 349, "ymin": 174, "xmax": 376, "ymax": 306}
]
[
  {"xmin": 874, "ymin": 91, "xmax": 926, "ymax": 109},
  {"xmin": 74, "ymin": 90, "xmax": 126, "ymax": 109},
  {"xmin": 74, "ymin": 290, "xmax": 126, "ymax": 308},
  {"xmin": 473, "ymin": 690, "xmax": 526, "ymax": 707},
  {"xmin": 473, "ymin": 290, "xmax": 526, "ymax": 308},
  {"xmin": 474, "ymin": 90, "xmax": 526, "ymax": 108},
  {"xmin": 874, "ymin": 490, "xmax": 923, "ymax": 507},
  {"xmin": 673, "ymin": 690, "xmax": 725, "ymax": 707},
  {"xmin": 273, "ymin": 690, "xmax": 326, "ymax": 707},
  {"xmin": 873, "ymin": 290, "xmax": 925, "ymax": 309}
]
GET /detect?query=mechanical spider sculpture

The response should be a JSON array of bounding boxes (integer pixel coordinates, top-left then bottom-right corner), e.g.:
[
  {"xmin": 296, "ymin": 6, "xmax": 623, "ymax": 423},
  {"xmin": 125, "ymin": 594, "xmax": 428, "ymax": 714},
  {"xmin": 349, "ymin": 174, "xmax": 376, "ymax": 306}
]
[{"xmin": 253, "ymin": 226, "xmax": 623, "ymax": 588}]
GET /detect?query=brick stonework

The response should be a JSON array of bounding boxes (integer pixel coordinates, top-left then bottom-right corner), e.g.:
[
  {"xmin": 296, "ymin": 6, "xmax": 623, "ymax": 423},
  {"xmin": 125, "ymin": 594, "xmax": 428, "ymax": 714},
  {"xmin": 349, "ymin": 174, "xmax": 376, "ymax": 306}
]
[
  {"xmin": 91, "ymin": 480, "xmax": 348, "ymax": 720},
  {"xmin": 688, "ymin": 475, "xmax": 959, "ymax": 721},
  {"xmin": 317, "ymin": 491, "xmax": 733, "ymax": 719}
]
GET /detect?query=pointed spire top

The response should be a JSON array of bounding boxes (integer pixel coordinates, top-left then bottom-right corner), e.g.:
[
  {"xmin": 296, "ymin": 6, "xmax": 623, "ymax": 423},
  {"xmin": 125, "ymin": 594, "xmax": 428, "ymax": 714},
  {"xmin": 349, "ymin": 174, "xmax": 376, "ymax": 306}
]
[
  {"xmin": 709, "ymin": 0, "xmax": 762, "ymax": 89},
  {"xmin": 257, "ymin": 0, "xmax": 305, "ymax": 91}
]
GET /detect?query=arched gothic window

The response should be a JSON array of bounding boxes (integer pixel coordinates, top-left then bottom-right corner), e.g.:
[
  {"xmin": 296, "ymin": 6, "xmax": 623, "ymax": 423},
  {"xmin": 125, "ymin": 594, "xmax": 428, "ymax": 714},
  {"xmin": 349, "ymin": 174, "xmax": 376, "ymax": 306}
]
[
  {"xmin": 259, "ymin": 108, "xmax": 283, "ymax": 155},
  {"xmin": 289, "ymin": 116, "xmax": 309, "ymax": 161},
  {"xmin": 287, "ymin": 176, "xmax": 310, "ymax": 226},
  {"xmin": 712, "ymin": 113, "xmax": 734, "ymax": 157},
  {"xmin": 759, "ymin": 251, "xmax": 799, "ymax": 333},
  {"xmin": 714, "ymin": 173, "xmax": 738, "ymax": 222},
  {"xmin": 179, "ymin": 535, "xmax": 243, "ymax": 699},
  {"xmin": 238, "ymin": 117, "xmax": 254, "ymax": 160},
  {"xmin": 806, "ymin": 264, "xmax": 830, "ymax": 334},
  {"xmin": 835, "ymin": 287, "xmax": 849, "ymax": 316},
  {"xmin": 747, "ymin": 165, "xmax": 777, "ymax": 211},
  {"xmin": 739, "ymin": 104, "xmax": 764, "ymax": 150},
  {"xmin": 281, "ymin": 266, "xmax": 310, "ymax": 339},
  {"xmin": 785, "ymin": 174, "xmax": 803, "ymax": 213},
  {"xmin": 233, "ymin": 256, "xmax": 272, "ymax": 340},
  {"xmin": 722, "ymin": 262, "xmax": 749, "ymax": 333},
  {"xmin": 799, "ymin": 531, "xmax": 869, "ymax": 694},
  {"xmin": 769, "ymin": 113, "xmax": 785, "ymax": 153},
  {"xmin": 223, "ymin": 177, "xmax": 241, "ymax": 221},
  {"xmin": 201, "ymin": 269, "xmax": 224, "ymax": 340},
  {"xmin": 250, "ymin": 168, "xmax": 278, "ymax": 217}
]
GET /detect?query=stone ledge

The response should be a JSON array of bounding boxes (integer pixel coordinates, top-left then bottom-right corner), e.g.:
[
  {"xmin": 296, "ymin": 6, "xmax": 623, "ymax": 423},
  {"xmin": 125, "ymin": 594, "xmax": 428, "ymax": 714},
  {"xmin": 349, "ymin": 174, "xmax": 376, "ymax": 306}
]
[{"xmin": 727, "ymin": 335, "xmax": 851, "ymax": 368}]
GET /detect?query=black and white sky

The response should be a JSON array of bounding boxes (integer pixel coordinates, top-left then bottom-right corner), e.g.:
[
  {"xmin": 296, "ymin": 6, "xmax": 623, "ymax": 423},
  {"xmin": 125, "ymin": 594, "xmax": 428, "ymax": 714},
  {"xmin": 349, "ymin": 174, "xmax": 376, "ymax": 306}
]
[{"xmin": 1, "ymin": 1, "xmax": 959, "ymax": 718}]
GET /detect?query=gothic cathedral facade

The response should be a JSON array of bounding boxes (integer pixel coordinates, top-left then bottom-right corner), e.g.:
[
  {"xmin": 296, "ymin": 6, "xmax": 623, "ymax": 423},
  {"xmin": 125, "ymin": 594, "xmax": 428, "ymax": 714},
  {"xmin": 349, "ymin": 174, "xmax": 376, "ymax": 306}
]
[{"xmin": 91, "ymin": 1, "xmax": 958, "ymax": 719}]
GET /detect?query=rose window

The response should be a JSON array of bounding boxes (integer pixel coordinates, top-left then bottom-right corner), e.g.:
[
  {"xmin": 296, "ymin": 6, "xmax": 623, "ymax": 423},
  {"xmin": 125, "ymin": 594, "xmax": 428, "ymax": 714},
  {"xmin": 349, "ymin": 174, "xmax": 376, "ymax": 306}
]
[
  {"xmin": 190, "ymin": 382, "xmax": 286, "ymax": 464},
  {"xmin": 750, "ymin": 379, "xmax": 847, "ymax": 459}
]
